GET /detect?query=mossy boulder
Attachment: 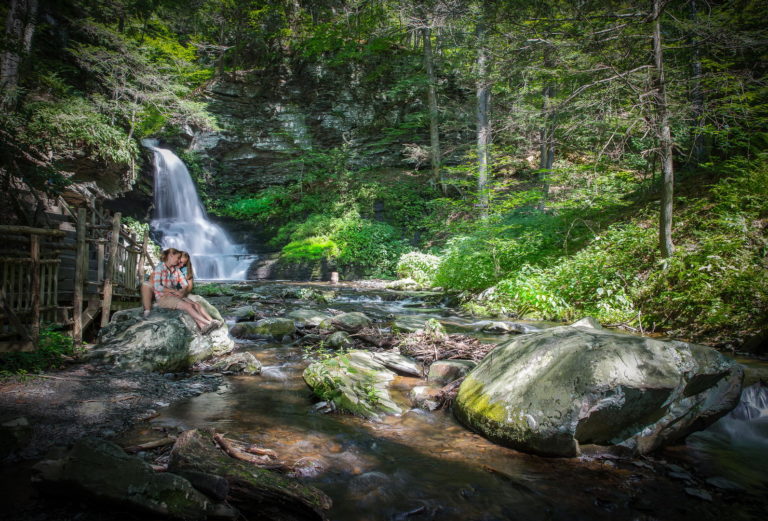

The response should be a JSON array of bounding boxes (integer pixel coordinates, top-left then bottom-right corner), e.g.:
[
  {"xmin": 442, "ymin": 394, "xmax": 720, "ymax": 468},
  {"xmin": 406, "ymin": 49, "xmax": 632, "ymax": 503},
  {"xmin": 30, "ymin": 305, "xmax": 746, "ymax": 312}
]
[
  {"xmin": 454, "ymin": 325, "xmax": 743, "ymax": 457},
  {"xmin": 169, "ymin": 429, "xmax": 331, "ymax": 520},
  {"xmin": 230, "ymin": 318, "xmax": 296, "ymax": 340},
  {"xmin": 326, "ymin": 331, "xmax": 353, "ymax": 349},
  {"xmin": 32, "ymin": 438, "xmax": 228, "ymax": 520},
  {"xmin": 89, "ymin": 296, "xmax": 233, "ymax": 372},
  {"xmin": 228, "ymin": 305, "xmax": 256, "ymax": 322},
  {"xmin": 303, "ymin": 351, "xmax": 402, "ymax": 420}
]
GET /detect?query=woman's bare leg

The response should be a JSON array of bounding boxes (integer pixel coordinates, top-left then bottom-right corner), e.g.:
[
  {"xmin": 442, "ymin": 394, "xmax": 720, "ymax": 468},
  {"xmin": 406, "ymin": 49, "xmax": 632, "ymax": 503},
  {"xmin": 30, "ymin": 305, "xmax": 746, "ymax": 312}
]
[
  {"xmin": 141, "ymin": 283, "xmax": 154, "ymax": 315},
  {"xmin": 192, "ymin": 301, "xmax": 214, "ymax": 322},
  {"xmin": 177, "ymin": 301, "xmax": 210, "ymax": 330}
]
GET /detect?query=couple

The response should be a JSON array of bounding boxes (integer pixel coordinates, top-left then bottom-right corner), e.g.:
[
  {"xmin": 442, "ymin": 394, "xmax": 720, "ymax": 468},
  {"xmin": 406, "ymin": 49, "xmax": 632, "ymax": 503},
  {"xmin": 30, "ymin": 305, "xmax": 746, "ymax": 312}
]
[{"xmin": 141, "ymin": 248, "xmax": 222, "ymax": 335}]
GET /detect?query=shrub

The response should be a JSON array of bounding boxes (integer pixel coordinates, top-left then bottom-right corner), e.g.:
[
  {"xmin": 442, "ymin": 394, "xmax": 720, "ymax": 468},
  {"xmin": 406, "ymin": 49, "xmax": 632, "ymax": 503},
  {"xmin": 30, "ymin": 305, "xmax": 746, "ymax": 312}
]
[
  {"xmin": 396, "ymin": 252, "xmax": 440, "ymax": 286},
  {"xmin": 281, "ymin": 237, "xmax": 339, "ymax": 261},
  {"xmin": 0, "ymin": 326, "xmax": 79, "ymax": 375},
  {"xmin": 334, "ymin": 219, "xmax": 409, "ymax": 277}
]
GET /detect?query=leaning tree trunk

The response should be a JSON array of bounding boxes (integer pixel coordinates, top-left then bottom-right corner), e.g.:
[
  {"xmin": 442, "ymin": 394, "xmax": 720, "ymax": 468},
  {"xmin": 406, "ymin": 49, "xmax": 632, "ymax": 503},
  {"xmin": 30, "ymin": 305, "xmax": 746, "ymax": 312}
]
[
  {"xmin": 0, "ymin": 0, "xmax": 38, "ymax": 107},
  {"xmin": 422, "ymin": 25, "xmax": 444, "ymax": 194},
  {"xmin": 476, "ymin": 19, "xmax": 491, "ymax": 218},
  {"xmin": 653, "ymin": 0, "xmax": 675, "ymax": 258}
]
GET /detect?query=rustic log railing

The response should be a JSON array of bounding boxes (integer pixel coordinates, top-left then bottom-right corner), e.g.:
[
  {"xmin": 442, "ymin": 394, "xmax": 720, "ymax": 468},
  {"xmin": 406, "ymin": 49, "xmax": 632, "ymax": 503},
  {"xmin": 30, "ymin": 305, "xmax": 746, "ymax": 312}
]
[
  {"xmin": 0, "ymin": 205, "xmax": 154, "ymax": 350},
  {"xmin": 0, "ymin": 225, "xmax": 66, "ymax": 351}
]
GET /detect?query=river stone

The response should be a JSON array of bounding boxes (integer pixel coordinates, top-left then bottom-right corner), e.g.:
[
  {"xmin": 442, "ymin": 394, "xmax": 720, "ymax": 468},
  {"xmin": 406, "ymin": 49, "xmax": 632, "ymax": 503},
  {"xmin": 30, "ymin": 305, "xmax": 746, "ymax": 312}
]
[
  {"xmin": 454, "ymin": 326, "xmax": 744, "ymax": 457},
  {"xmin": 331, "ymin": 312, "xmax": 372, "ymax": 332},
  {"xmin": 209, "ymin": 352, "xmax": 262, "ymax": 375},
  {"xmin": 570, "ymin": 316, "xmax": 604, "ymax": 330},
  {"xmin": 228, "ymin": 305, "xmax": 255, "ymax": 322},
  {"xmin": 371, "ymin": 351, "xmax": 422, "ymax": 376},
  {"xmin": 327, "ymin": 331, "xmax": 353, "ymax": 349},
  {"xmin": 89, "ymin": 297, "xmax": 234, "ymax": 372},
  {"xmin": 303, "ymin": 350, "xmax": 402, "ymax": 420},
  {"xmin": 32, "ymin": 437, "xmax": 227, "ymax": 520},
  {"xmin": 230, "ymin": 318, "xmax": 296, "ymax": 340},
  {"xmin": 428, "ymin": 360, "xmax": 477, "ymax": 386},
  {"xmin": 410, "ymin": 386, "xmax": 442, "ymax": 411},
  {"xmin": 287, "ymin": 309, "xmax": 333, "ymax": 328}
]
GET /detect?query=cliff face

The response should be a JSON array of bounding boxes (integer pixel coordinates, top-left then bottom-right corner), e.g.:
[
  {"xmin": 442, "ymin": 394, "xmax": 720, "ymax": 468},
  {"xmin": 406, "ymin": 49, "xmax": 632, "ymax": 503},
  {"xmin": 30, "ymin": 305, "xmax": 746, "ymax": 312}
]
[{"xmin": 185, "ymin": 58, "xmax": 422, "ymax": 198}]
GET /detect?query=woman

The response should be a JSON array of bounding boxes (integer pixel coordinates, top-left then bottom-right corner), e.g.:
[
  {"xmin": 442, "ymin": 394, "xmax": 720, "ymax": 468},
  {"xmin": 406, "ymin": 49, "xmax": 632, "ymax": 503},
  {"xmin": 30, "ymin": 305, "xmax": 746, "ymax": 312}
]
[
  {"xmin": 150, "ymin": 248, "xmax": 219, "ymax": 334},
  {"xmin": 177, "ymin": 251, "xmax": 217, "ymax": 326}
]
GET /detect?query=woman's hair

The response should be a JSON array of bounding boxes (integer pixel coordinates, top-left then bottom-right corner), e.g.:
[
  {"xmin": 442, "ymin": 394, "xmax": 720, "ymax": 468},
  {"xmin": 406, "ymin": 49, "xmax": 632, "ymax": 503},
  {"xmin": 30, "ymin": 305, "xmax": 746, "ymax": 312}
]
[
  {"xmin": 160, "ymin": 248, "xmax": 182, "ymax": 262},
  {"xmin": 179, "ymin": 251, "xmax": 195, "ymax": 279}
]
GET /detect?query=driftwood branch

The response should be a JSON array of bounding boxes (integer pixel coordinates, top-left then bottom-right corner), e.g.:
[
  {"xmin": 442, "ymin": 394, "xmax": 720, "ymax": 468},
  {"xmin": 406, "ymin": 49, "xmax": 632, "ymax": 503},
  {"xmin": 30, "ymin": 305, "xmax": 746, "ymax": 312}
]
[
  {"xmin": 124, "ymin": 436, "xmax": 177, "ymax": 454},
  {"xmin": 213, "ymin": 433, "xmax": 287, "ymax": 471}
]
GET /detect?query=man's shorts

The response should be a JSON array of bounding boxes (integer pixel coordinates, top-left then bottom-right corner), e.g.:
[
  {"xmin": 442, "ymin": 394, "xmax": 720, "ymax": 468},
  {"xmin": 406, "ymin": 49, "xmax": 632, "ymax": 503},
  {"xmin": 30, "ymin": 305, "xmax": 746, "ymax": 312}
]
[{"xmin": 157, "ymin": 295, "xmax": 184, "ymax": 309}]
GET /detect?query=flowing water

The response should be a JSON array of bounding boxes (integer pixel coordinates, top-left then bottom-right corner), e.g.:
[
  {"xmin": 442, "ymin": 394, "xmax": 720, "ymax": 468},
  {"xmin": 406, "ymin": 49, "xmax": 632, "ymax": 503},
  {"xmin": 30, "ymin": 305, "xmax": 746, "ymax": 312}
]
[
  {"xmin": 129, "ymin": 283, "xmax": 767, "ymax": 521},
  {"xmin": 146, "ymin": 143, "xmax": 256, "ymax": 280}
]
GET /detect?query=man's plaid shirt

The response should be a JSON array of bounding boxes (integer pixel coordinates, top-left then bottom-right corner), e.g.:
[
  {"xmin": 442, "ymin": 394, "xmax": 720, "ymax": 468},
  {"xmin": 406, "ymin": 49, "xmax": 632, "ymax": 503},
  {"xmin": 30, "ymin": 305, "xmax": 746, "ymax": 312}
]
[{"xmin": 151, "ymin": 262, "xmax": 188, "ymax": 299}]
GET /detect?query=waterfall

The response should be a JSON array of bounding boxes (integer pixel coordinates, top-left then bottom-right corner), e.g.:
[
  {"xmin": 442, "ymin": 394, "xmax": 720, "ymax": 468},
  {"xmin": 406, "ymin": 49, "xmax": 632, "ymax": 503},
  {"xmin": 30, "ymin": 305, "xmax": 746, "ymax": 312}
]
[{"xmin": 147, "ymin": 143, "xmax": 256, "ymax": 280}]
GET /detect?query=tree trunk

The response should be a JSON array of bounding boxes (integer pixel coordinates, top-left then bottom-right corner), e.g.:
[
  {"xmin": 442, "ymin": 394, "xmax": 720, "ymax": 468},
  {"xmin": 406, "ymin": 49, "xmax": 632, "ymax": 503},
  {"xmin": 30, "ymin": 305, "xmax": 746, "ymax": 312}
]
[
  {"xmin": 538, "ymin": 46, "xmax": 556, "ymax": 209},
  {"xmin": 0, "ymin": 0, "xmax": 38, "ymax": 107},
  {"xmin": 422, "ymin": 25, "xmax": 444, "ymax": 194},
  {"xmin": 689, "ymin": 0, "xmax": 708, "ymax": 165},
  {"xmin": 653, "ymin": 0, "xmax": 675, "ymax": 258},
  {"xmin": 476, "ymin": 19, "xmax": 491, "ymax": 218}
]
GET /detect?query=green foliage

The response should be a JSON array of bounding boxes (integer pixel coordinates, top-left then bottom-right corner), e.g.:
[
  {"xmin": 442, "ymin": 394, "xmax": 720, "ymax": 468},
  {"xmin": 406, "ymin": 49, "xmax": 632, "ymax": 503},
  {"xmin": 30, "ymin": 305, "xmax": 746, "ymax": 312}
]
[
  {"xmin": 25, "ymin": 97, "xmax": 138, "ymax": 167},
  {"xmin": 281, "ymin": 237, "xmax": 339, "ymax": 261},
  {"xmin": 0, "ymin": 326, "xmax": 80, "ymax": 375},
  {"xmin": 396, "ymin": 252, "xmax": 441, "ymax": 286},
  {"xmin": 334, "ymin": 218, "xmax": 409, "ymax": 277}
]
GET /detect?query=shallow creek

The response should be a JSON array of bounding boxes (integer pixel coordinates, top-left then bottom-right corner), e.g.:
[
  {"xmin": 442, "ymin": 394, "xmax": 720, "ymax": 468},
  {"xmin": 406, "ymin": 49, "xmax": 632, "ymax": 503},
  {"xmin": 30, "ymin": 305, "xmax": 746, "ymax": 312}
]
[{"xmin": 125, "ymin": 282, "xmax": 766, "ymax": 521}]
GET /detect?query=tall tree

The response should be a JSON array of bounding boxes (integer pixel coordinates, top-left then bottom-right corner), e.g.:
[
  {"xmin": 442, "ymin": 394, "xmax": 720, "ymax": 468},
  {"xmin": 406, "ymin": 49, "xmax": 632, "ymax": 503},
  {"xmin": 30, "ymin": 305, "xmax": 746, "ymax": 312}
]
[
  {"xmin": 0, "ymin": 0, "xmax": 38, "ymax": 107},
  {"xmin": 420, "ymin": 13, "xmax": 444, "ymax": 194},
  {"xmin": 475, "ymin": 11, "xmax": 490, "ymax": 217},
  {"xmin": 651, "ymin": 0, "xmax": 674, "ymax": 257}
]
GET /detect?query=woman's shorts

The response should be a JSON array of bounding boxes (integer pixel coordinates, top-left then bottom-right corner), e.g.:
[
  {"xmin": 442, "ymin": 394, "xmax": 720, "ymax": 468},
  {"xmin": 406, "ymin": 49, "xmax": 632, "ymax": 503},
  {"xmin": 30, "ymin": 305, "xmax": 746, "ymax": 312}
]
[{"xmin": 157, "ymin": 295, "xmax": 185, "ymax": 309}]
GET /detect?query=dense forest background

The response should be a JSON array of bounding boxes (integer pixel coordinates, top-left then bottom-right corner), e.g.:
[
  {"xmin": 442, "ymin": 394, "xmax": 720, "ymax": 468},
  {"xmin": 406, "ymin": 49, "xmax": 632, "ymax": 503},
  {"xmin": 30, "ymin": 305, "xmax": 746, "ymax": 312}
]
[{"xmin": 1, "ymin": 0, "xmax": 766, "ymax": 348}]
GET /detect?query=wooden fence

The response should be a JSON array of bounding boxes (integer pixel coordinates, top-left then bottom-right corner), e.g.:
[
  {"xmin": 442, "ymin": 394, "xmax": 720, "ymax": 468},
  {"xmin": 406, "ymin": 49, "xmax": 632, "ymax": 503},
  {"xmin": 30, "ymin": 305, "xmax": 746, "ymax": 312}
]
[{"xmin": 0, "ymin": 206, "xmax": 153, "ymax": 351}]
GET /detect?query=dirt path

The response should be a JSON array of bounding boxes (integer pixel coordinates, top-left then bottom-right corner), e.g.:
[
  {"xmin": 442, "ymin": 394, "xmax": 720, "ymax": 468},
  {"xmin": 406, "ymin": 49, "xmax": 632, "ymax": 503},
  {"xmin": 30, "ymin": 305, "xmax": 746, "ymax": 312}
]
[{"xmin": 0, "ymin": 360, "xmax": 222, "ymax": 460}]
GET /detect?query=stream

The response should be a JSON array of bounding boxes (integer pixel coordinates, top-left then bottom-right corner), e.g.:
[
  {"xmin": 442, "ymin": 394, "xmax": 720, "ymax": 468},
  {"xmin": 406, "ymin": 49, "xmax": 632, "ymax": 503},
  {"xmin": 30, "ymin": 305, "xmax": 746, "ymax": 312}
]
[{"xmin": 122, "ymin": 281, "xmax": 767, "ymax": 521}]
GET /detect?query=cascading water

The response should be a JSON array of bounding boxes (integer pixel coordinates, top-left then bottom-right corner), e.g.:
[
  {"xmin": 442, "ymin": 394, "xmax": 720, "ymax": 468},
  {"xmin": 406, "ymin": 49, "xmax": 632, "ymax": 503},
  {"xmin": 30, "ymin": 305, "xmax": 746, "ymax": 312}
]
[{"xmin": 146, "ymin": 142, "xmax": 256, "ymax": 279}]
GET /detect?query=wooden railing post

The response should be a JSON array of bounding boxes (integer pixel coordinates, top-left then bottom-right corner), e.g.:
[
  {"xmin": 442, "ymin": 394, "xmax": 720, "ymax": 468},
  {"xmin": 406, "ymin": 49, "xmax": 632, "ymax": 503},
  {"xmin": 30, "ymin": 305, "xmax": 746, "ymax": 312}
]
[
  {"xmin": 138, "ymin": 233, "xmax": 149, "ymax": 287},
  {"xmin": 73, "ymin": 208, "xmax": 86, "ymax": 344},
  {"xmin": 30, "ymin": 234, "xmax": 40, "ymax": 346},
  {"xmin": 100, "ymin": 212, "xmax": 121, "ymax": 327}
]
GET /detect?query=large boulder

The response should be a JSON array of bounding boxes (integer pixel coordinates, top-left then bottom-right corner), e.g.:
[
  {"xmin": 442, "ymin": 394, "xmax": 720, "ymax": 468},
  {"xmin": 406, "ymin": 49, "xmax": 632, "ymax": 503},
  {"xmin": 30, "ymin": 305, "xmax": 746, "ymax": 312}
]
[
  {"xmin": 89, "ymin": 296, "xmax": 233, "ymax": 372},
  {"xmin": 32, "ymin": 438, "xmax": 231, "ymax": 520},
  {"xmin": 303, "ymin": 351, "xmax": 402, "ymax": 420},
  {"xmin": 454, "ymin": 324, "xmax": 743, "ymax": 457}
]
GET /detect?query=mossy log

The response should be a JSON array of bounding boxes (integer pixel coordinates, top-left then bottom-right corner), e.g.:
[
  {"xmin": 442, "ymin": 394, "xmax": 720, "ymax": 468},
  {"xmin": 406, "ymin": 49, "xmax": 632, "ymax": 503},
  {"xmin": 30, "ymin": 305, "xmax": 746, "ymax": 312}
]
[{"xmin": 169, "ymin": 429, "xmax": 331, "ymax": 521}]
